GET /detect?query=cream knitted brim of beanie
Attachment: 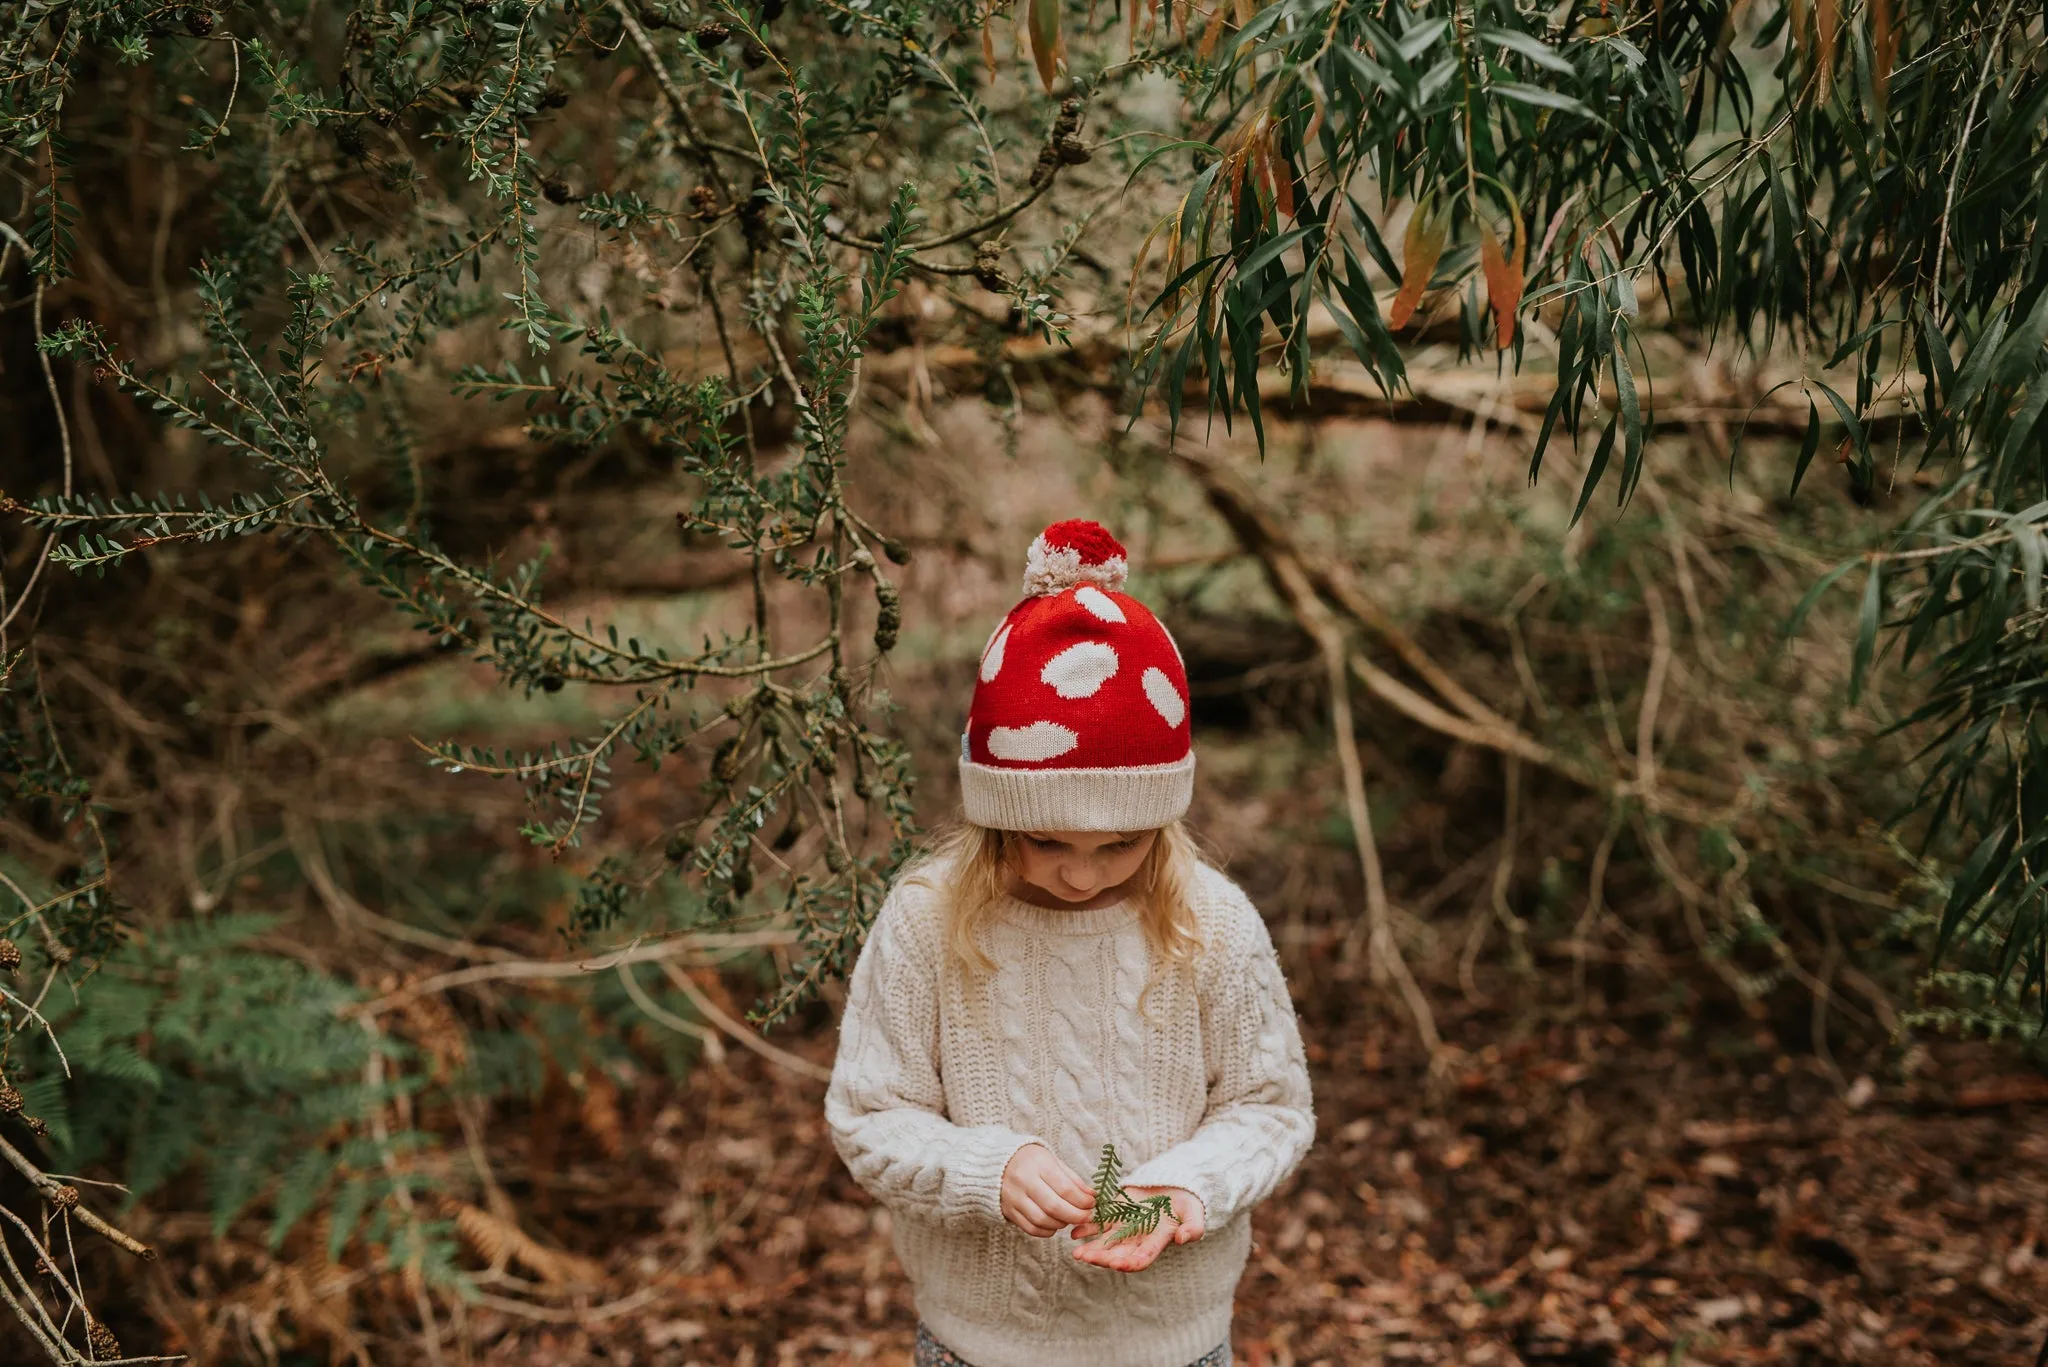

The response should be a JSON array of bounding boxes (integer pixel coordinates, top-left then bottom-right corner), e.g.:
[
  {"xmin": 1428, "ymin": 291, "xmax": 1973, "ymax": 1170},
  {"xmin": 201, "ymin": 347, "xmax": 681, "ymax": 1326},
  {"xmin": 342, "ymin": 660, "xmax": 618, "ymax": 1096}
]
[{"xmin": 958, "ymin": 520, "xmax": 1194, "ymax": 832}]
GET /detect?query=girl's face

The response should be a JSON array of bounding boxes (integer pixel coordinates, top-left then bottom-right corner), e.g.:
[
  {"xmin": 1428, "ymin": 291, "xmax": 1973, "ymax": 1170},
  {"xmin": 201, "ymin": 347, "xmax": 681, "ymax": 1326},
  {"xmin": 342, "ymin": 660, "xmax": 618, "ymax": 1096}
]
[{"xmin": 1011, "ymin": 829, "xmax": 1159, "ymax": 907}]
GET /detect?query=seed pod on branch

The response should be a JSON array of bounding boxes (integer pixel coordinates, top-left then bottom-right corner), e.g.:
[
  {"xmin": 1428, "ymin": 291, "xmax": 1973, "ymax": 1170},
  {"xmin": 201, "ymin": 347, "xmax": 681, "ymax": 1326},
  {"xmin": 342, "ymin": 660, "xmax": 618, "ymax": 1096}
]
[
  {"xmin": 1031, "ymin": 142, "xmax": 1061, "ymax": 188},
  {"xmin": 87, "ymin": 1321, "xmax": 120, "ymax": 1362},
  {"xmin": 0, "ymin": 938, "xmax": 19, "ymax": 970},
  {"xmin": 873, "ymin": 576, "xmax": 901, "ymax": 653},
  {"xmin": 974, "ymin": 241, "xmax": 1010, "ymax": 293},
  {"xmin": 1053, "ymin": 98, "xmax": 1083, "ymax": 137},
  {"xmin": 0, "ymin": 1084, "xmax": 20, "ymax": 1114},
  {"xmin": 772, "ymin": 803, "xmax": 806, "ymax": 851}
]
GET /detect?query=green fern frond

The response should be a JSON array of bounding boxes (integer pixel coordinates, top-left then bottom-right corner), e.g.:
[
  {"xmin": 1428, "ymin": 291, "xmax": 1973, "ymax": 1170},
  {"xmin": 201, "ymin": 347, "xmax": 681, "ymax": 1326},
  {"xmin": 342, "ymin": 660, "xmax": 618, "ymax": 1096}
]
[
  {"xmin": 84, "ymin": 1042, "xmax": 163, "ymax": 1089},
  {"xmin": 1087, "ymin": 1143, "xmax": 1178, "ymax": 1246},
  {"xmin": 268, "ymin": 1148, "xmax": 339, "ymax": 1249}
]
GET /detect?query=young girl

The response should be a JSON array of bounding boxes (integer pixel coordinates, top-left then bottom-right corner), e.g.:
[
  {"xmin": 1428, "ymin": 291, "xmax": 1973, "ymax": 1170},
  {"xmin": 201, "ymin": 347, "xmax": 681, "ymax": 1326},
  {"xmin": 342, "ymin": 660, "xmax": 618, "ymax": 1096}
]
[{"xmin": 826, "ymin": 520, "xmax": 1315, "ymax": 1367}]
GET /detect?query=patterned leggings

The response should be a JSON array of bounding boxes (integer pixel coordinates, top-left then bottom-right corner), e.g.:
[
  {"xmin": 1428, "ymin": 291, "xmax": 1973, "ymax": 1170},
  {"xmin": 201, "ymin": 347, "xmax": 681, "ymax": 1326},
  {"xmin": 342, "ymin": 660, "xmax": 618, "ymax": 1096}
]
[{"xmin": 914, "ymin": 1324, "xmax": 1231, "ymax": 1367}]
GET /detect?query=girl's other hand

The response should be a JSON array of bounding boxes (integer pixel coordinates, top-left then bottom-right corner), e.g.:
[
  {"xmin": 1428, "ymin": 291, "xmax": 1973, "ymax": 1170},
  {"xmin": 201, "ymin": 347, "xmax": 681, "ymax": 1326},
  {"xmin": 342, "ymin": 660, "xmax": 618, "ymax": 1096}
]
[
  {"xmin": 1069, "ymin": 1186, "xmax": 1205, "ymax": 1273},
  {"xmin": 999, "ymin": 1143, "xmax": 1096, "ymax": 1237}
]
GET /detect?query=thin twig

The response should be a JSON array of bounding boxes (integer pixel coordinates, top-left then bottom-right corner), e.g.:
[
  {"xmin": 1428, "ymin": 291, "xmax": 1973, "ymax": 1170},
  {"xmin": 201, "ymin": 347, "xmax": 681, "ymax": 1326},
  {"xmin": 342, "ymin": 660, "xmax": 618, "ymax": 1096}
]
[
  {"xmin": 1928, "ymin": 0, "xmax": 2016, "ymax": 323},
  {"xmin": 615, "ymin": 961, "xmax": 726, "ymax": 1062},
  {"xmin": 1571, "ymin": 806, "xmax": 1625, "ymax": 1008},
  {"xmin": 1635, "ymin": 579, "xmax": 1673, "ymax": 797},
  {"xmin": 0, "ymin": 983, "xmax": 67, "ymax": 1078},
  {"xmin": 1266, "ymin": 551, "xmax": 1441, "ymax": 1057},
  {"xmin": 0, "ymin": 220, "xmax": 73, "ymax": 648},
  {"xmin": 349, "ymin": 931, "xmax": 800, "ymax": 1016},
  {"xmin": 610, "ymin": 1, "xmax": 734, "ymax": 205},
  {"xmin": 0, "ymin": 1136, "xmax": 153, "ymax": 1260},
  {"xmin": 1175, "ymin": 440, "xmax": 1732, "ymax": 824},
  {"xmin": 657, "ymin": 959, "xmax": 832, "ymax": 1083},
  {"xmin": 286, "ymin": 813, "xmax": 518, "ymax": 962},
  {"xmin": 0, "ymin": 1204, "xmax": 89, "ymax": 1330}
]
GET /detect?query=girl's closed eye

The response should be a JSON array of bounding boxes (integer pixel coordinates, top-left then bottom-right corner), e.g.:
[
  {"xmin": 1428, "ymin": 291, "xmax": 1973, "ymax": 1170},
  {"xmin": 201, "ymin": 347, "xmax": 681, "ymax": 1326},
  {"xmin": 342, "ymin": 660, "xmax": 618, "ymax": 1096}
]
[{"xmin": 1023, "ymin": 834, "xmax": 1138, "ymax": 852}]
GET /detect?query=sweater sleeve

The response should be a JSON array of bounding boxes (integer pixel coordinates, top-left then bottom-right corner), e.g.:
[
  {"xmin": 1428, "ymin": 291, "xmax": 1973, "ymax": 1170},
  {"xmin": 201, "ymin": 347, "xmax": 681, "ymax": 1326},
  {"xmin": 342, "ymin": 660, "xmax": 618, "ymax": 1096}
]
[
  {"xmin": 825, "ymin": 885, "xmax": 1044, "ymax": 1227},
  {"xmin": 1122, "ymin": 896, "xmax": 1314, "ymax": 1228}
]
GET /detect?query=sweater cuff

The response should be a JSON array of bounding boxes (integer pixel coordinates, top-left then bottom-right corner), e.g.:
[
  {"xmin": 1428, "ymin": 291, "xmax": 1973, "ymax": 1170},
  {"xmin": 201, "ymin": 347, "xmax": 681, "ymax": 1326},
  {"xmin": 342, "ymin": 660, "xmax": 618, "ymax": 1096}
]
[{"xmin": 946, "ymin": 1127, "xmax": 1043, "ymax": 1224}]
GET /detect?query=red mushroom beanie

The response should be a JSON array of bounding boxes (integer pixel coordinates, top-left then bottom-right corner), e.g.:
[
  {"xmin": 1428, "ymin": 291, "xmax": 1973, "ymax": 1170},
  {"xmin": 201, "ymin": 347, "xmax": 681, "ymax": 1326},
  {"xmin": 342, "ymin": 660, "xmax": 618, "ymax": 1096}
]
[{"xmin": 959, "ymin": 520, "xmax": 1194, "ymax": 832}]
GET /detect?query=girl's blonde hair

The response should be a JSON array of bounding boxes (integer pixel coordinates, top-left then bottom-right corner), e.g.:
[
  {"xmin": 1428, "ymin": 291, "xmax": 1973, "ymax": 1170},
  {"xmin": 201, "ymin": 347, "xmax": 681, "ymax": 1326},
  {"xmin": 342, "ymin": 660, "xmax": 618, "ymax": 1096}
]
[{"xmin": 905, "ymin": 820, "xmax": 1208, "ymax": 976}]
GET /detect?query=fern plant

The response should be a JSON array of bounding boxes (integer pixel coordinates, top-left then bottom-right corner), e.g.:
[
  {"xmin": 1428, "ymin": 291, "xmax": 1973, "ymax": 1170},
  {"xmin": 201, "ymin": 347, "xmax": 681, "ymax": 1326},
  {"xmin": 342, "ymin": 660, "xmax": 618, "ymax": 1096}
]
[{"xmin": 1086, "ymin": 1143, "xmax": 1178, "ymax": 1246}]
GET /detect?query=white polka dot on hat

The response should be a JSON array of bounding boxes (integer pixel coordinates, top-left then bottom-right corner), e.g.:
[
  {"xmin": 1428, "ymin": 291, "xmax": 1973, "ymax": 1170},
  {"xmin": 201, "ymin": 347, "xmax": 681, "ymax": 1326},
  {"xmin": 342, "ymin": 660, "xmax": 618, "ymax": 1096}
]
[{"xmin": 958, "ymin": 520, "xmax": 1194, "ymax": 832}]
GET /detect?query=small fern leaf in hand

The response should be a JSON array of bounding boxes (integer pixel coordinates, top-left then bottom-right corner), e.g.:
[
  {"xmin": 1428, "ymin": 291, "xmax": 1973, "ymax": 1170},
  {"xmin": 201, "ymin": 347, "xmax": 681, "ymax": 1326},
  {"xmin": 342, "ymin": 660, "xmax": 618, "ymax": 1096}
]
[{"xmin": 1087, "ymin": 1142, "xmax": 1179, "ymax": 1246}]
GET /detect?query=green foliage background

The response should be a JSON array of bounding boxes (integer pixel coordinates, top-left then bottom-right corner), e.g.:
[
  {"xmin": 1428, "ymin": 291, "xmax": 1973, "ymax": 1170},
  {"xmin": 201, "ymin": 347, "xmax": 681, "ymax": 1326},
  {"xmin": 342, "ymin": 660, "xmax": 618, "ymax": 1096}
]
[{"xmin": 0, "ymin": 0, "xmax": 2044, "ymax": 1357}]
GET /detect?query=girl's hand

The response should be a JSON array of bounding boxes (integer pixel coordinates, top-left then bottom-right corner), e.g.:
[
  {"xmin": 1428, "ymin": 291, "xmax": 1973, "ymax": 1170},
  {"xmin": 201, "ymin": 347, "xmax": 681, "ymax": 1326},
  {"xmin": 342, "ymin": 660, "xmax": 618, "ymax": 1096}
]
[
  {"xmin": 1070, "ymin": 1186, "xmax": 1205, "ymax": 1273},
  {"xmin": 999, "ymin": 1143, "xmax": 1096, "ymax": 1237}
]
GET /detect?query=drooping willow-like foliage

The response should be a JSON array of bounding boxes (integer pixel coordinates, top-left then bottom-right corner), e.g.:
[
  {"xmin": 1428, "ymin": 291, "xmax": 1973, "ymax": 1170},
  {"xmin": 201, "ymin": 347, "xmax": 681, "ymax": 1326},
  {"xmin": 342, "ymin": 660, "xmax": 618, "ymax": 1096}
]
[{"xmin": 1138, "ymin": 0, "xmax": 2048, "ymax": 1028}]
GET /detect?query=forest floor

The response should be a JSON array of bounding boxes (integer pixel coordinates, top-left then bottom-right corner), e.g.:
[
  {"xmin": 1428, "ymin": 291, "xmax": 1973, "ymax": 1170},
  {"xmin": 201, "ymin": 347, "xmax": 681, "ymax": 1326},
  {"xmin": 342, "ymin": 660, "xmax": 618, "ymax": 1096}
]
[{"xmin": 453, "ymin": 941, "xmax": 2048, "ymax": 1367}]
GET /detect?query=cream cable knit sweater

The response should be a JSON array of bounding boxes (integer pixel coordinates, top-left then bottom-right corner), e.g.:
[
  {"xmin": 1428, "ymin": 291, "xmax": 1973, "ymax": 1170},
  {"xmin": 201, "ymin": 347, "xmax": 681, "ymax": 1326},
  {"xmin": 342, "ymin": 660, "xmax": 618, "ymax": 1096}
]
[{"xmin": 825, "ymin": 859, "xmax": 1315, "ymax": 1367}]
